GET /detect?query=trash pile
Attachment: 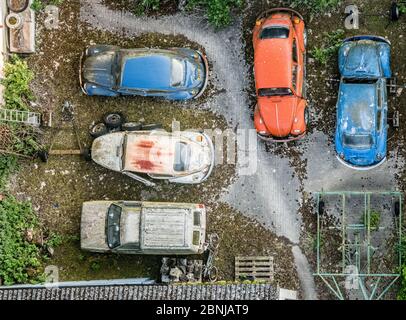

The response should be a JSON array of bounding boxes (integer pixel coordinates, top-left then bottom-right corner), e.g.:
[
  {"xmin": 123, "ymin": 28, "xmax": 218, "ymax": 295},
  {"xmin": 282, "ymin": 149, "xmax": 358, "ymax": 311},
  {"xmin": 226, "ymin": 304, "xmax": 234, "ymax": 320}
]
[{"xmin": 160, "ymin": 258, "xmax": 203, "ymax": 284}]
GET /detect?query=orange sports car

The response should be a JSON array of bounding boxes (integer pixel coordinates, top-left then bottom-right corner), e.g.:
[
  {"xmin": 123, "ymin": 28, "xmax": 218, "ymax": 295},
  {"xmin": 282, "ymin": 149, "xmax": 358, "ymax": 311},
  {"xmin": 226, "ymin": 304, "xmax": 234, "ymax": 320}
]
[{"xmin": 253, "ymin": 8, "xmax": 308, "ymax": 142}]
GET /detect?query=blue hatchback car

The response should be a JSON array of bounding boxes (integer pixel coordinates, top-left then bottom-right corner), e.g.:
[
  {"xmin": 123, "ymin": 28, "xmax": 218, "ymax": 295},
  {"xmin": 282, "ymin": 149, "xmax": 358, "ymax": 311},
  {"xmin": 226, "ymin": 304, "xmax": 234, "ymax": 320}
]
[
  {"xmin": 80, "ymin": 45, "xmax": 208, "ymax": 100},
  {"xmin": 335, "ymin": 36, "xmax": 391, "ymax": 170}
]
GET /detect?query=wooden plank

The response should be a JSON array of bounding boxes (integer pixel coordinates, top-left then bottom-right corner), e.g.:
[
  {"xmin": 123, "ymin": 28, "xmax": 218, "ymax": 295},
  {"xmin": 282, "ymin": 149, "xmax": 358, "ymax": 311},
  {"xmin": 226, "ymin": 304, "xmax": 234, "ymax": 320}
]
[{"xmin": 235, "ymin": 256, "xmax": 274, "ymax": 282}]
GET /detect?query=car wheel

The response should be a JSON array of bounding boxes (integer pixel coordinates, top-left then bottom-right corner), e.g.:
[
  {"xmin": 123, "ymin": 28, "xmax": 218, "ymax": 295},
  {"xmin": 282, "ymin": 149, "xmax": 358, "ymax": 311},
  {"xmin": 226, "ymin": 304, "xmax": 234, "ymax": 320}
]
[
  {"xmin": 390, "ymin": 2, "xmax": 400, "ymax": 21},
  {"xmin": 304, "ymin": 107, "xmax": 310, "ymax": 125},
  {"xmin": 103, "ymin": 112, "xmax": 125, "ymax": 129},
  {"xmin": 122, "ymin": 122, "xmax": 142, "ymax": 132},
  {"xmin": 90, "ymin": 122, "xmax": 108, "ymax": 138},
  {"xmin": 81, "ymin": 147, "xmax": 92, "ymax": 161},
  {"xmin": 303, "ymin": 28, "xmax": 308, "ymax": 48},
  {"xmin": 38, "ymin": 150, "xmax": 49, "ymax": 163},
  {"xmin": 142, "ymin": 123, "xmax": 163, "ymax": 131}
]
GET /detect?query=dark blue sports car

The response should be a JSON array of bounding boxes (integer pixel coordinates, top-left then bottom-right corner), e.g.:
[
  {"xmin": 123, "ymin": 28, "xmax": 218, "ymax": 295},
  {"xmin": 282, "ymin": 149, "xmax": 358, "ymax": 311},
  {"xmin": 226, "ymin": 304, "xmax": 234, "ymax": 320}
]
[
  {"xmin": 335, "ymin": 36, "xmax": 391, "ymax": 170},
  {"xmin": 80, "ymin": 45, "xmax": 208, "ymax": 100}
]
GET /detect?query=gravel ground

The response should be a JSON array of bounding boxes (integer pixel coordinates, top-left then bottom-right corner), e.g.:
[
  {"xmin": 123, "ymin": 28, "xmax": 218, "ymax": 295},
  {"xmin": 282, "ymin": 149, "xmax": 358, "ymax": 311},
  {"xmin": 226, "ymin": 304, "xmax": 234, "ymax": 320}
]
[{"xmin": 79, "ymin": 0, "xmax": 315, "ymax": 298}]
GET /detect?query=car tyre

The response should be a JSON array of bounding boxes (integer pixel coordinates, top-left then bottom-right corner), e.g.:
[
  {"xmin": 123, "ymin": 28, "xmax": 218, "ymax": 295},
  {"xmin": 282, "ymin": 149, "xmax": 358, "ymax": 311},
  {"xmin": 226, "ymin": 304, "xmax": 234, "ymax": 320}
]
[
  {"xmin": 142, "ymin": 123, "xmax": 163, "ymax": 131},
  {"xmin": 390, "ymin": 2, "xmax": 400, "ymax": 21},
  {"xmin": 90, "ymin": 122, "xmax": 108, "ymax": 138},
  {"xmin": 305, "ymin": 107, "xmax": 310, "ymax": 125},
  {"xmin": 103, "ymin": 112, "xmax": 125, "ymax": 129},
  {"xmin": 81, "ymin": 147, "xmax": 92, "ymax": 161},
  {"xmin": 122, "ymin": 122, "xmax": 143, "ymax": 131}
]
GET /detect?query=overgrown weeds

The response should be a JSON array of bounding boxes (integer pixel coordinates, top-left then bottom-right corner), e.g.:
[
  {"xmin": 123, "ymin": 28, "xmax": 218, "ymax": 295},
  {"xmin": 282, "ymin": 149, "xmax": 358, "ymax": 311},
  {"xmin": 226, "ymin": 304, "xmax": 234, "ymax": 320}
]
[
  {"xmin": 291, "ymin": 0, "xmax": 341, "ymax": 17},
  {"xmin": 311, "ymin": 29, "xmax": 345, "ymax": 65}
]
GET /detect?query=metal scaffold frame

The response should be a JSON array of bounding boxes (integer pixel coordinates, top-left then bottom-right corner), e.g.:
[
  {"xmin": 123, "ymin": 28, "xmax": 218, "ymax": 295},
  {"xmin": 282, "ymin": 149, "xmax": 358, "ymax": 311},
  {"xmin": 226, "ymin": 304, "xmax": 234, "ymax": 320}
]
[{"xmin": 314, "ymin": 191, "xmax": 403, "ymax": 300}]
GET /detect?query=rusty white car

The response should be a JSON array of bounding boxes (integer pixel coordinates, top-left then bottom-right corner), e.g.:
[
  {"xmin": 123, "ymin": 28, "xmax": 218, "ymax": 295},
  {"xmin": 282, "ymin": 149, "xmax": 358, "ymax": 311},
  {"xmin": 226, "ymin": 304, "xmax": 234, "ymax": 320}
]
[
  {"xmin": 91, "ymin": 129, "xmax": 215, "ymax": 186},
  {"xmin": 80, "ymin": 201, "xmax": 206, "ymax": 255}
]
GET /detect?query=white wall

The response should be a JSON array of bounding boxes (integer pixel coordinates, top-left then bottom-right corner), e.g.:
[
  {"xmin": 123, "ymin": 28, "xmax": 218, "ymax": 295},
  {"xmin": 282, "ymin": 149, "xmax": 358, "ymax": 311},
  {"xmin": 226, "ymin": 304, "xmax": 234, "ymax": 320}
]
[{"xmin": 0, "ymin": 0, "xmax": 7, "ymax": 104}]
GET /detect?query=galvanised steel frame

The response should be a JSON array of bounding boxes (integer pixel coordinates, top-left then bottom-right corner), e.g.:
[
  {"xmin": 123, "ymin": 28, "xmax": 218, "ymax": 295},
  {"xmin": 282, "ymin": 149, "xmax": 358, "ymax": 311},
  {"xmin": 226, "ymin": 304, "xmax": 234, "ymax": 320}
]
[{"xmin": 314, "ymin": 191, "xmax": 403, "ymax": 300}]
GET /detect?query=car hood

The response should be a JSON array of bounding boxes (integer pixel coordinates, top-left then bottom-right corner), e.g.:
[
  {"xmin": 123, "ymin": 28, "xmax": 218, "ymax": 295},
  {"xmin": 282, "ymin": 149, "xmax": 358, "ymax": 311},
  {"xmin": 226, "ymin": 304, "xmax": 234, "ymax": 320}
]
[
  {"xmin": 341, "ymin": 42, "xmax": 382, "ymax": 78},
  {"xmin": 83, "ymin": 52, "xmax": 116, "ymax": 88},
  {"xmin": 257, "ymin": 96, "xmax": 297, "ymax": 137},
  {"xmin": 80, "ymin": 201, "xmax": 111, "ymax": 251},
  {"xmin": 92, "ymin": 132, "xmax": 124, "ymax": 172}
]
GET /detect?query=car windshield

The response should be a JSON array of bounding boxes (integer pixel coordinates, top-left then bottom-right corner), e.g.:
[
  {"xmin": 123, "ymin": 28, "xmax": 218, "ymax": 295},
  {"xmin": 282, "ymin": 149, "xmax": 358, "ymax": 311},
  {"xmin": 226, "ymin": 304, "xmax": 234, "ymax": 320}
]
[
  {"xmin": 342, "ymin": 78, "xmax": 378, "ymax": 84},
  {"xmin": 171, "ymin": 59, "xmax": 185, "ymax": 87},
  {"xmin": 258, "ymin": 88, "xmax": 292, "ymax": 97},
  {"xmin": 107, "ymin": 204, "xmax": 121, "ymax": 249},
  {"xmin": 174, "ymin": 141, "xmax": 191, "ymax": 172},
  {"xmin": 343, "ymin": 134, "xmax": 373, "ymax": 149},
  {"xmin": 260, "ymin": 27, "xmax": 290, "ymax": 39}
]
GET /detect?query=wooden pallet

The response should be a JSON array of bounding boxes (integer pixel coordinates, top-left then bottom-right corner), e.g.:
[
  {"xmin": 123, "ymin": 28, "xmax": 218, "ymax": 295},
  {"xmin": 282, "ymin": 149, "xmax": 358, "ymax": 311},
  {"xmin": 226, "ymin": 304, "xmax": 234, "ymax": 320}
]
[{"xmin": 235, "ymin": 256, "xmax": 274, "ymax": 282}]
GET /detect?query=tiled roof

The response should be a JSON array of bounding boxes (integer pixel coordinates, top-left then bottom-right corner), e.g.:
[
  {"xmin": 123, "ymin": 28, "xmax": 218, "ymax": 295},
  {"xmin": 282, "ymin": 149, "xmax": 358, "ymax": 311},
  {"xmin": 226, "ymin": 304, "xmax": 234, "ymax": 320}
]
[{"xmin": 0, "ymin": 283, "xmax": 279, "ymax": 300}]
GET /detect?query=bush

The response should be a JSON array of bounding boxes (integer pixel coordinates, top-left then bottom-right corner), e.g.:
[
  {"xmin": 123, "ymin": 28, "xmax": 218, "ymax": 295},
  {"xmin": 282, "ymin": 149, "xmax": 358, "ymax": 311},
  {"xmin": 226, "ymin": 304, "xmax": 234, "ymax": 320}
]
[
  {"xmin": 187, "ymin": 0, "xmax": 244, "ymax": 28},
  {"xmin": 311, "ymin": 29, "xmax": 345, "ymax": 65},
  {"xmin": 0, "ymin": 196, "xmax": 45, "ymax": 285},
  {"xmin": 1, "ymin": 55, "xmax": 34, "ymax": 112},
  {"xmin": 0, "ymin": 156, "xmax": 18, "ymax": 191}
]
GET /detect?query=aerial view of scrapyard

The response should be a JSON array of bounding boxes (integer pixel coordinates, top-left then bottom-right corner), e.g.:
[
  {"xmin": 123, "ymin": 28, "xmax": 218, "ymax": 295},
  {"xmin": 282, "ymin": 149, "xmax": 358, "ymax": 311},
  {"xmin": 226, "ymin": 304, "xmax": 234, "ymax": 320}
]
[{"xmin": 0, "ymin": 0, "xmax": 405, "ymax": 307}]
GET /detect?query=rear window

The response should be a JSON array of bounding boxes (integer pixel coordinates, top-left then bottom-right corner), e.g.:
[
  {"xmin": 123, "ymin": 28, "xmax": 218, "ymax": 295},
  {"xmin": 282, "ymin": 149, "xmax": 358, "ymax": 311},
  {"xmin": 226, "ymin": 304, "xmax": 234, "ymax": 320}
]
[
  {"xmin": 171, "ymin": 59, "xmax": 185, "ymax": 87},
  {"xmin": 258, "ymin": 88, "xmax": 292, "ymax": 97},
  {"xmin": 343, "ymin": 134, "xmax": 373, "ymax": 149},
  {"xmin": 260, "ymin": 27, "xmax": 289, "ymax": 39},
  {"xmin": 174, "ymin": 142, "xmax": 191, "ymax": 172}
]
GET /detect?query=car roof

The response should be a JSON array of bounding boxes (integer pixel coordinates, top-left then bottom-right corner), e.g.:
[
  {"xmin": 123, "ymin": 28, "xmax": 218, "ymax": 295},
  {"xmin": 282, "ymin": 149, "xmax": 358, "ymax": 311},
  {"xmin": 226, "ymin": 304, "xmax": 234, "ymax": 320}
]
[
  {"xmin": 338, "ymin": 82, "xmax": 377, "ymax": 135},
  {"xmin": 140, "ymin": 207, "xmax": 192, "ymax": 249},
  {"xmin": 123, "ymin": 133, "xmax": 178, "ymax": 175},
  {"xmin": 120, "ymin": 54, "xmax": 173, "ymax": 89},
  {"xmin": 254, "ymin": 32, "xmax": 292, "ymax": 89},
  {"xmin": 341, "ymin": 42, "xmax": 382, "ymax": 78}
]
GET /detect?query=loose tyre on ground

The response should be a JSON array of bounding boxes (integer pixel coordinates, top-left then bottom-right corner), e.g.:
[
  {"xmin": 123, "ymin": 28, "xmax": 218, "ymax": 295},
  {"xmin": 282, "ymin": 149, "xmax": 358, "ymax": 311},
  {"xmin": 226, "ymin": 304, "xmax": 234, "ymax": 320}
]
[
  {"xmin": 103, "ymin": 113, "xmax": 124, "ymax": 129},
  {"xmin": 90, "ymin": 122, "xmax": 108, "ymax": 138}
]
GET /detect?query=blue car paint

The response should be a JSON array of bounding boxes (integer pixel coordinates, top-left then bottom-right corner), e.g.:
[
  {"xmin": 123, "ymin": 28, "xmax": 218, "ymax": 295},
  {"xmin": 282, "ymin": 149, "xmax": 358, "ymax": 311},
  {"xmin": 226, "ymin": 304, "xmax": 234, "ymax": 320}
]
[
  {"xmin": 335, "ymin": 36, "xmax": 390, "ymax": 169},
  {"xmin": 81, "ymin": 46, "xmax": 208, "ymax": 101}
]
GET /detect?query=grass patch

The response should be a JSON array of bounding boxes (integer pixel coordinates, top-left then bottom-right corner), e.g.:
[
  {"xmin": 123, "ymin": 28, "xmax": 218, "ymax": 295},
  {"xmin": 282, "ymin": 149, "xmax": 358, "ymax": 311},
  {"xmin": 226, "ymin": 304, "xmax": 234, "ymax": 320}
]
[
  {"xmin": 291, "ymin": 0, "xmax": 341, "ymax": 16},
  {"xmin": 187, "ymin": 0, "xmax": 244, "ymax": 28},
  {"xmin": 311, "ymin": 29, "xmax": 345, "ymax": 65},
  {"xmin": 31, "ymin": 0, "xmax": 65, "ymax": 12}
]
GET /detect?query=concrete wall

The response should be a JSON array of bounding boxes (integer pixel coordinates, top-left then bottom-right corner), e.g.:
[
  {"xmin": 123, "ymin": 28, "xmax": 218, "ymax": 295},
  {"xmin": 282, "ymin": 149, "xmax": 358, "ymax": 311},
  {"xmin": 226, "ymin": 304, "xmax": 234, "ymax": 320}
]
[{"xmin": 0, "ymin": 0, "xmax": 8, "ymax": 104}]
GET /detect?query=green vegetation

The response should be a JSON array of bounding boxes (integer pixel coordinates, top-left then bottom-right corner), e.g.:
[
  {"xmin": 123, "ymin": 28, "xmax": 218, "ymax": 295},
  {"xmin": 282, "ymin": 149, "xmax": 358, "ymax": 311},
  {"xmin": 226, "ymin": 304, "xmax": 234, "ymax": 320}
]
[
  {"xmin": 311, "ymin": 29, "xmax": 345, "ymax": 65},
  {"xmin": 368, "ymin": 211, "xmax": 381, "ymax": 230},
  {"xmin": 2, "ymin": 55, "xmax": 34, "ymax": 112},
  {"xmin": 399, "ymin": 3, "xmax": 406, "ymax": 14},
  {"xmin": 0, "ymin": 196, "xmax": 45, "ymax": 285},
  {"xmin": 0, "ymin": 55, "xmax": 43, "ymax": 156},
  {"xmin": 31, "ymin": 0, "xmax": 65, "ymax": 12},
  {"xmin": 291, "ymin": 0, "xmax": 340, "ymax": 16},
  {"xmin": 398, "ymin": 230, "xmax": 406, "ymax": 300},
  {"xmin": 134, "ymin": 0, "xmax": 161, "ymax": 14},
  {"xmin": 187, "ymin": 0, "xmax": 244, "ymax": 28},
  {"xmin": 0, "ymin": 156, "xmax": 18, "ymax": 191}
]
